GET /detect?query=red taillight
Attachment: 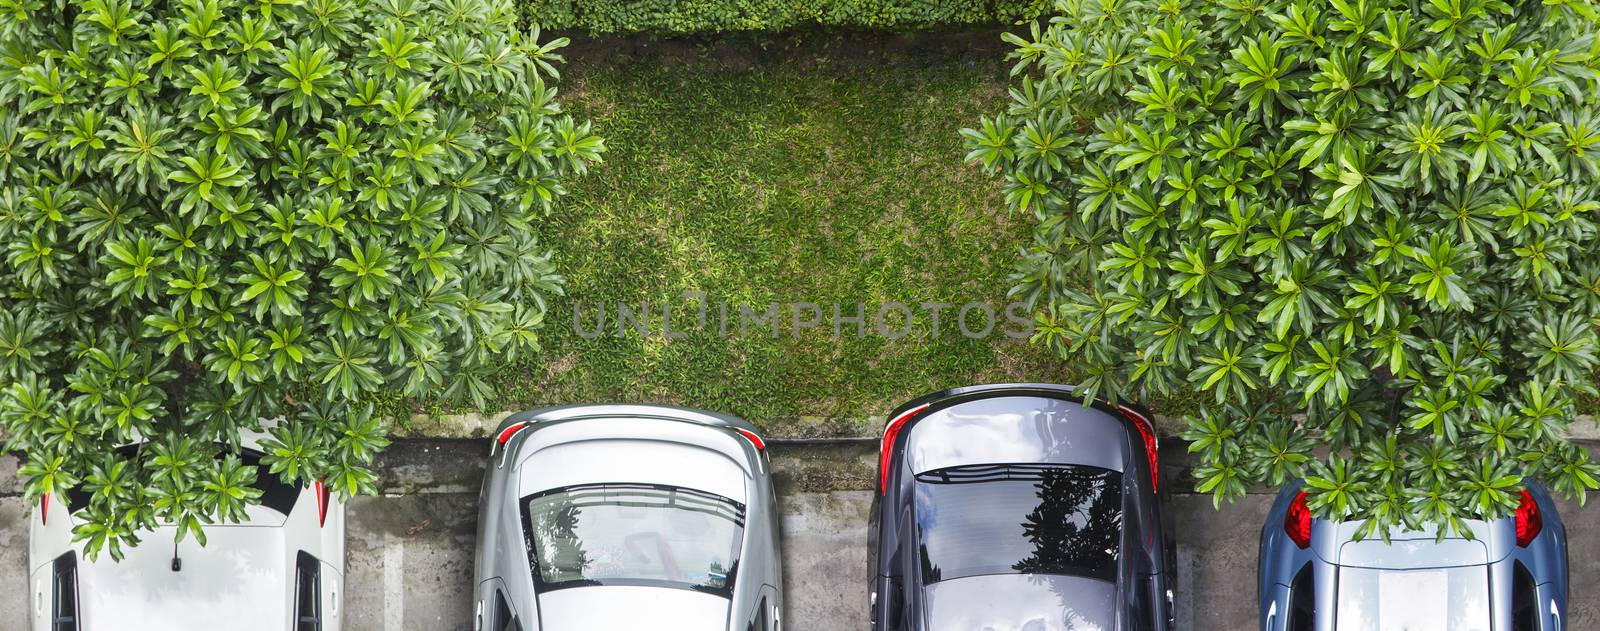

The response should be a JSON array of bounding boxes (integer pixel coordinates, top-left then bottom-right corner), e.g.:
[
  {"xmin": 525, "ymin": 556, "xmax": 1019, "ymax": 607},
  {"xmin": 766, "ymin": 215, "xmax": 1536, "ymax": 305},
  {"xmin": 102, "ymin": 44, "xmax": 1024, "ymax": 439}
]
[
  {"xmin": 493, "ymin": 420, "xmax": 535, "ymax": 467},
  {"xmin": 1285, "ymin": 491, "xmax": 1312, "ymax": 549},
  {"xmin": 734, "ymin": 428, "xmax": 766, "ymax": 452},
  {"xmin": 314, "ymin": 481, "xmax": 330, "ymax": 527},
  {"xmin": 40, "ymin": 492, "xmax": 49, "ymax": 525},
  {"xmin": 496, "ymin": 421, "xmax": 531, "ymax": 446},
  {"xmin": 879, "ymin": 403, "xmax": 931, "ymax": 494},
  {"xmin": 1515, "ymin": 489, "xmax": 1542, "ymax": 547},
  {"xmin": 1118, "ymin": 405, "xmax": 1159, "ymax": 490}
]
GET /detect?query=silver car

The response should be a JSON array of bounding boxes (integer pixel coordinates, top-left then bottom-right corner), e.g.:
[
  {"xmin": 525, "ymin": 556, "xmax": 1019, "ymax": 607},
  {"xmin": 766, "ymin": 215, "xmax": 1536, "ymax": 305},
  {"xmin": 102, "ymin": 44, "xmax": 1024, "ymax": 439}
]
[
  {"xmin": 27, "ymin": 430, "xmax": 346, "ymax": 631},
  {"xmin": 473, "ymin": 404, "xmax": 783, "ymax": 631},
  {"xmin": 1258, "ymin": 482, "xmax": 1567, "ymax": 631}
]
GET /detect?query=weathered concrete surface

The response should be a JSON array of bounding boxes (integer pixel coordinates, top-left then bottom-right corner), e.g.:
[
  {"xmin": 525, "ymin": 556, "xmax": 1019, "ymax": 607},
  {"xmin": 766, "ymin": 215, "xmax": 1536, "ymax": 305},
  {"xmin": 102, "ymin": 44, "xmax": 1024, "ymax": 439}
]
[
  {"xmin": 1172, "ymin": 494, "xmax": 1270, "ymax": 630},
  {"xmin": 1, "ymin": 455, "xmax": 34, "ymax": 626},
  {"xmin": 370, "ymin": 439, "xmax": 492, "ymax": 495},
  {"xmin": 1556, "ymin": 494, "xmax": 1600, "ymax": 630},
  {"xmin": 3, "ymin": 441, "xmax": 1600, "ymax": 631},
  {"xmin": 769, "ymin": 444, "xmax": 878, "ymax": 630},
  {"xmin": 346, "ymin": 440, "xmax": 484, "ymax": 631},
  {"xmin": 0, "ymin": 496, "xmax": 30, "ymax": 625},
  {"xmin": 346, "ymin": 493, "xmax": 478, "ymax": 631},
  {"xmin": 780, "ymin": 491, "xmax": 873, "ymax": 629}
]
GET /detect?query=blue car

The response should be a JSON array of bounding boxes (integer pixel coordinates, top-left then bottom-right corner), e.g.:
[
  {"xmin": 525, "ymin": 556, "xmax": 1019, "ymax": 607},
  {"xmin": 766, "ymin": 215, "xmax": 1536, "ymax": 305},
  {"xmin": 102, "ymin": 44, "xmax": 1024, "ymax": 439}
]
[{"xmin": 1258, "ymin": 482, "xmax": 1568, "ymax": 631}]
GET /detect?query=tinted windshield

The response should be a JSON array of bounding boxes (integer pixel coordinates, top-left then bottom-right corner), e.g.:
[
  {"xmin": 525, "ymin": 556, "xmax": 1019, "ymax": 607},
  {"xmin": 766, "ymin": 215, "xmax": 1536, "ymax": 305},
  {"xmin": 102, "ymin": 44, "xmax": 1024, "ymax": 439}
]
[
  {"xmin": 521, "ymin": 483, "xmax": 745, "ymax": 597},
  {"xmin": 1335, "ymin": 566, "xmax": 1490, "ymax": 631},
  {"xmin": 913, "ymin": 464, "xmax": 1123, "ymax": 583}
]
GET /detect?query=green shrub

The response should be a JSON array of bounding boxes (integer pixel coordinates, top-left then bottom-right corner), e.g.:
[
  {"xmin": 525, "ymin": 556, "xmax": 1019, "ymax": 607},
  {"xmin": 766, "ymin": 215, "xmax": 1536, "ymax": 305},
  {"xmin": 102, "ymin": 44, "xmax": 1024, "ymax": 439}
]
[
  {"xmin": 966, "ymin": 0, "xmax": 1600, "ymax": 535},
  {"xmin": 521, "ymin": 0, "xmax": 1041, "ymax": 34},
  {"xmin": 0, "ymin": 0, "xmax": 603, "ymax": 559}
]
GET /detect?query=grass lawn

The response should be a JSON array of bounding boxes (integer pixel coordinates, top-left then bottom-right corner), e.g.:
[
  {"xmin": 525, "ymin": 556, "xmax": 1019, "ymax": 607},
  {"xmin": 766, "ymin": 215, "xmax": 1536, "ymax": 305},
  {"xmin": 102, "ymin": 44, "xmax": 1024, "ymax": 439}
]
[{"xmin": 467, "ymin": 31, "xmax": 1074, "ymax": 436}]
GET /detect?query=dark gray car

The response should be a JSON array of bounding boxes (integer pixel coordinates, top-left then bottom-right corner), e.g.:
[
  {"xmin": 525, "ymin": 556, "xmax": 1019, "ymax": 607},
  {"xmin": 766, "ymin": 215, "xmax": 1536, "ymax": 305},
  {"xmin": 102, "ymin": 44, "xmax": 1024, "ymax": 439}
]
[
  {"xmin": 473, "ymin": 404, "xmax": 782, "ymax": 631},
  {"xmin": 868, "ymin": 383, "xmax": 1174, "ymax": 631},
  {"xmin": 1258, "ymin": 482, "xmax": 1568, "ymax": 631}
]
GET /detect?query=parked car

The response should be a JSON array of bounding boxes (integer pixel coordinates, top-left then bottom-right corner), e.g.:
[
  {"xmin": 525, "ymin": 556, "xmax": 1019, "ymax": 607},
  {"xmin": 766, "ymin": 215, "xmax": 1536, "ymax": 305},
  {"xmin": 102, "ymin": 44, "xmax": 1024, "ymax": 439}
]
[
  {"xmin": 1258, "ymin": 482, "xmax": 1568, "ymax": 631},
  {"xmin": 28, "ymin": 431, "xmax": 345, "ymax": 631},
  {"xmin": 868, "ymin": 383, "xmax": 1173, "ymax": 631},
  {"xmin": 473, "ymin": 404, "xmax": 782, "ymax": 631}
]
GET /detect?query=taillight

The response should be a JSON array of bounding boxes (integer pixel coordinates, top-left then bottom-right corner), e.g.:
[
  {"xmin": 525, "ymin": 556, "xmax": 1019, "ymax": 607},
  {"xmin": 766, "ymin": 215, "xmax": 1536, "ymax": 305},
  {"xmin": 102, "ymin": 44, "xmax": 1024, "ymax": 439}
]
[
  {"xmin": 496, "ymin": 421, "xmax": 531, "ymax": 447},
  {"xmin": 734, "ymin": 428, "xmax": 765, "ymax": 452},
  {"xmin": 1515, "ymin": 489, "xmax": 1541, "ymax": 547},
  {"xmin": 1285, "ymin": 491, "xmax": 1312, "ymax": 549},
  {"xmin": 314, "ymin": 481, "xmax": 330, "ymax": 527},
  {"xmin": 493, "ymin": 420, "xmax": 535, "ymax": 468},
  {"xmin": 40, "ymin": 492, "xmax": 49, "ymax": 525},
  {"xmin": 879, "ymin": 403, "xmax": 930, "ymax": 494},
  {"xmin": 1118, "ymin": 405, "xmax": 1159, "ymax": 490}
]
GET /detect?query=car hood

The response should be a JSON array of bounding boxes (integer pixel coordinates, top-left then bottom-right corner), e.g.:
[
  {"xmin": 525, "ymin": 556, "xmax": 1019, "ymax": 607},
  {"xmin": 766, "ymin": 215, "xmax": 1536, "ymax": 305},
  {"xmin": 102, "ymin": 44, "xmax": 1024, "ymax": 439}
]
[
  {"xmin": 78, "ymin": 525, "xmax": 290, "ymax": 631},
  {"xmin": 537, "ymin": 586, "xmax": 730, "ymax": 630},
  {"xmin": 923, "ymin": 574, "xmax": 1118, "ymax": 631}
]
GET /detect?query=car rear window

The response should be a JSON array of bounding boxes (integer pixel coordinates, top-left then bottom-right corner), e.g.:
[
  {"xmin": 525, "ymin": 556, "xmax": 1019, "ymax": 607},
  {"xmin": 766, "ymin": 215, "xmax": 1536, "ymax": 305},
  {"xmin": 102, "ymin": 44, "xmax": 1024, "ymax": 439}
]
[
  {"xmin": 1335, "ymin": 566, "xmax": 1490, "ymax": 631},
  {"xmin": 913, "ymin": 463, "xmax": 1122, "ymax": 583},
  {"xmin": 66, "ymin": 443, "xmax": 300, "ymax": 516},
  {"xmin": 520, "ymin": 483, "xmax": 746, "ymax": 597}
]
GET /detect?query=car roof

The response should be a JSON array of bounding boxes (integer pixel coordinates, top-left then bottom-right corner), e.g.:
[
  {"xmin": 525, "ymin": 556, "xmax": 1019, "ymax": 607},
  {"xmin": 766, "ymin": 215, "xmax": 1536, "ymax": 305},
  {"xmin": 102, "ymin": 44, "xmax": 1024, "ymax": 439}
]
[
  {"xmin": 77, "ymin": 524, "xmax": 293, "ymax": 631},
  {"xmin": 922, "ymin": 574, "xmax": 1116, "ymax": 631},
  {"xmin": 537, "ymin": 585, "xmax": 731, "ymax": 630},
  {"xmin": 517, "ymin": 437, "xmax": 749, "ymax": 503},
  {"xmin": 905, "ymin": 394, "xmax": 1127, "ymax": 474},
  {"xmin": 44, "ymin": 426, "xmax": 334, "ymax": 631}
]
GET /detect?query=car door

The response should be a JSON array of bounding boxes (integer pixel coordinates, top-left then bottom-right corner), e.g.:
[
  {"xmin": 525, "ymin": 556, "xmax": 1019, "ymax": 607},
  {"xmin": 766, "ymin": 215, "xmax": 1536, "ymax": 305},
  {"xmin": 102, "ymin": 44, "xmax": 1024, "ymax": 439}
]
[
  {"xmin": 867, "ymin": 496, "xmax": 889, "ymax": 631},
  {"xmin": 746, "ymin": 585, "xmax": 780, "ymax": 631},
  {"xmin": 477, "ymin": 578, "xmax": 522, "ymax": 631},
  {"xmin": 34, "ymin": 553, "xmax": 78, "ymax": 631}
]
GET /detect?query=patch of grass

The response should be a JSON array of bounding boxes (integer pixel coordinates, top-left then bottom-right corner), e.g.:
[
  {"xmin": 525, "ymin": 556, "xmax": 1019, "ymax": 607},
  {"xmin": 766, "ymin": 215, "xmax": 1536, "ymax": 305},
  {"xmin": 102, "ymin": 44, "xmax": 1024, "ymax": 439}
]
[{"xmin": 473, "ymin": 33, "xmax": 1074, "ymax": 435}]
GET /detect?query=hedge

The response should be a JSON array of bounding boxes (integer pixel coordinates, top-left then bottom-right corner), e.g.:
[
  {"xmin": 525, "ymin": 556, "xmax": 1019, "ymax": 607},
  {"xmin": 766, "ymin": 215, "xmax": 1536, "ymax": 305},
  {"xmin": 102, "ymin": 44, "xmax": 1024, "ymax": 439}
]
[{"xmin": 521, "ymin": 0, "xmax": 1041, "ymax": 34}]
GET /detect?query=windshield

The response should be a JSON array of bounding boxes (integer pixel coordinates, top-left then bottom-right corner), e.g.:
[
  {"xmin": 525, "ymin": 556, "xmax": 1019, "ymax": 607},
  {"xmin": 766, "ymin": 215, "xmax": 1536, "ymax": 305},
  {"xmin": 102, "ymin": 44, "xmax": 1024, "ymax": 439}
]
[
  {"xmin": 1335, "ymin": 566, "xmax": 1490, "ymax": 631},
  {"xmin": 913, "ymin": 464, "xmax": 1123, "ymax": 584},
  {"xmin": 520, "ymin": 483, "xmax": 745, "ymax": 597}
]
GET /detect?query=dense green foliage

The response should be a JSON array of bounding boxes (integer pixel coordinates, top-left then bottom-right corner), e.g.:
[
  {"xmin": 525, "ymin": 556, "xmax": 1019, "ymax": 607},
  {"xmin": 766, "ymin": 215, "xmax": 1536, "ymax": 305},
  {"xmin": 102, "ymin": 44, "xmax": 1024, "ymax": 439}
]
[
  {"xmin": 520, "ymin": 0, "xmax": 1039, "ymax": 34},
  {"xmin": 0, "ymin": 0, "xmax": 603, "ymax": 559},
  {"xmin": 966, "ymin": 0, "xmax": 1600, "ymax": 535}
]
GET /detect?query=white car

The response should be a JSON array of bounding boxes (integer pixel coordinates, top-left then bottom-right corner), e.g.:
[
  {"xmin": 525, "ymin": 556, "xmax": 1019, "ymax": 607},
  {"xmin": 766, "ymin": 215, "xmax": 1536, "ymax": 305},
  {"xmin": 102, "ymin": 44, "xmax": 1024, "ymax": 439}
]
[{"xmin": 27, "ymin": 432, "xmax": 345, "ymax": 631}]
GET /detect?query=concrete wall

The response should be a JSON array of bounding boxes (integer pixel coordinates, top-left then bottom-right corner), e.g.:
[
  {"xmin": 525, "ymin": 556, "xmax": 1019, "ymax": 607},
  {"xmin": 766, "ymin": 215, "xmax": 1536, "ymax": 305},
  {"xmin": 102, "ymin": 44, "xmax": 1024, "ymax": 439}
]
[{"xmin": 3, "ymin": 440, "xmax": 1598, "ymax": 630}]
